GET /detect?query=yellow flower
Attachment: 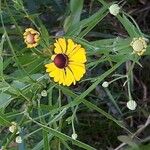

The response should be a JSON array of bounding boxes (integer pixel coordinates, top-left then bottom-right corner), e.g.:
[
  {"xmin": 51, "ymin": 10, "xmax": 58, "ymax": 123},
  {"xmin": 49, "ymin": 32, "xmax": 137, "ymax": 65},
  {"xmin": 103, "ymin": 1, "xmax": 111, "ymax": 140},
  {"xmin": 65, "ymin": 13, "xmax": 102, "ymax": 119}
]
[
  {"xmin": 45, "ymin": 38, "xmax": 87, "ymax": 86},
  {"xmin": 23, "ymin": 28, "xmax": 40, "ymax": 48},
  {"xmin": 130, "ymin": 37, "xmax": 147, "ymax": 56}
]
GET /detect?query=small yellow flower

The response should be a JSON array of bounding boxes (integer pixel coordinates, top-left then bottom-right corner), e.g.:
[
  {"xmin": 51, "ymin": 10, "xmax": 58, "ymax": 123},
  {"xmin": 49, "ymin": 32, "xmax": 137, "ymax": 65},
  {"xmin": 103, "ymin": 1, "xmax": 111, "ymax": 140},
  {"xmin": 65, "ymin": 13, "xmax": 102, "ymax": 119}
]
[
  {"xmin": 23, "ymin": 28, "xmax": 40, "ymax": 48},
  {"xmin": 45, "ymin": 38, "xmax": 87, "ymax": 86},
  {"xmin": 130, "ymin": 37, "xmax": 147, "ymax": 56}
]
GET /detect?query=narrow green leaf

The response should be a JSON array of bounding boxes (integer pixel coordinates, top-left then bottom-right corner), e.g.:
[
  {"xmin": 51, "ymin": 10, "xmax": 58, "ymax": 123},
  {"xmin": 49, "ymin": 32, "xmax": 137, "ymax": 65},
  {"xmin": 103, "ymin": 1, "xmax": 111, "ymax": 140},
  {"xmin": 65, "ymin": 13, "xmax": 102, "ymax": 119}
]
[
  {"xmin": 104, "ymin": 88, "xmax": 122, "ymax": 115},
  {"xmin": 67, "ymin": 5, "xmax": 108, "ymax": 36},
  {"xmin": 79, "ymin": 11, "xmax": 108, "ymax": 38},
  {"xmin": 72, "ymin": 61, "xmax": 124, "ymax": 104},
  {"xmin": 0, "ymin": 56, "xmax": 3, "ymax": 77},
  {"xmin": 118, "ymin": 135, "xmax": 139, "ymax": 148},
  {"xmin": 43, "ymin": 129, "xmax": 49, "ymax": 150},
  {"xmin": 27, "ymin": 115, "xmax": 96, "ymax": 150},
  {"xmin": 0, "ymin": 111, "xmax": 10, "ymax": 126},
  {"xmin": 32, "ymin": 134, "xmax": 53, "ymax": 150},
  {"xmin": 0, "ymin": 93, "xmax": 12, "ymax": 109},
  {"xmin": 117, "ymin": 14, "xmax": 141, "ymax": 37},
  {"xmin": 64, "ymin": 0, "xmax": 84, "ymax": 32}
]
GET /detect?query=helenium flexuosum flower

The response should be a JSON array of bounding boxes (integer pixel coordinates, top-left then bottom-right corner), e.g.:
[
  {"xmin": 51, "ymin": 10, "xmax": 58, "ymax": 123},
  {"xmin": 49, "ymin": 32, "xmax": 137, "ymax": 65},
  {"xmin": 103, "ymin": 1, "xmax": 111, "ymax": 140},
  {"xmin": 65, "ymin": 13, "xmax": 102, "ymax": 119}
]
[
  {"xmin": 23, "ymin": 28, "xmax": 40, "ymax": 48},
  {"xmin": 130, "ymin": 37, "xmax": 147, "ymax": 56},
  {"xmin": 45, "ymin": 38, "xmax": 87, "ymax": 86}
]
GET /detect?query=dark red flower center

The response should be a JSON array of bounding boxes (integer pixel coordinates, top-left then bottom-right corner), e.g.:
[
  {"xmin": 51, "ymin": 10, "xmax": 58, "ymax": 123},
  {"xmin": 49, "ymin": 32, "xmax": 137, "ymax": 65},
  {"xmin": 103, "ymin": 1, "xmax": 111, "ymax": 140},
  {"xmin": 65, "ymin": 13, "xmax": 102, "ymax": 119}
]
[
  {"xmin": 54, "ymin": 54, "xmax": 68, "ymax": 69},
  {"xmin": 26, "ymin": 33, "xmax": 35, "ymax": 44}
]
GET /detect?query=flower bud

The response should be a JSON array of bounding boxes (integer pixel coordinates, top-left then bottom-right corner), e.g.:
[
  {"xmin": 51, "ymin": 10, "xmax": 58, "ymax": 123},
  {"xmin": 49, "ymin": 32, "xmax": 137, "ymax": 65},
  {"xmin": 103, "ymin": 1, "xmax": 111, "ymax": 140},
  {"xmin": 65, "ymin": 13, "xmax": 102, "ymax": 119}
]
[
  {"xmin": 41, "ymin": 90, "xmax": 47, "ymax": 97},
  {"xmin": 130, "ymin": 37, "xmax": 147, "ymax": 56},
  {"xmin": 9, "ymin": 122, "xmax": 17, "ymax": 133},
  {"xmin": 71, "ymin": 133, "xmax": 78, "ymax": 140},
  {"xmin": 127, "ymin": 100, "xmax": 137, "ymax": 110},
  {"xmin": 109, "ymin": 4, "xmax": 120, "ymax": 16},
  {"xmin": 15, "ymin": 136, "xmax": 22, "ymax": 143},
  {"xmin": 102, "ymin": 81, "xmax": 109, "ymax": 88}
]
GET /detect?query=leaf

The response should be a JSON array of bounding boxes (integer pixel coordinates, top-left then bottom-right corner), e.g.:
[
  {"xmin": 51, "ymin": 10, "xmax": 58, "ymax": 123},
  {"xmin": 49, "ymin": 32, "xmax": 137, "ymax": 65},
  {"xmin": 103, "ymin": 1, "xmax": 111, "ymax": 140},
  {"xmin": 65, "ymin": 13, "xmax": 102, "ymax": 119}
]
[
  {"xmin": 0, "ymin": 111, "xmax": 10, "ymax": 126},
  {"xmin": 117, "ymin": 14, "xmax": 141, "ymax": 37},
  {"xmin": 64, "ymin": 0, "xmax": 84, "ymax": 32},
  {"xmin": 67, "ymin": 5, "xmax": 108, "ymax": 36},
  {"xmin": 14, "ymin": 54, "xmax": 45, "ymax": 75},
  {"xmin": 118, "ymin": 135, "xmax": 139, "ymax": 148},
  {"xmin": 0, "ymin": 33, "xmax": 6, "ymax": 77},
  {"xmin": 79, "ymin": 11, "xmax": 108, "ymax": 38},
  {"xmin": 0, "ymin": 93, "xmax": 12, "ymax": 109},
  {"xmin": 0, "ymin": 56, "xmax": 3, "ymax": 77},
  {"xmin": 0, "ymin": 82, "xmax": 10, "ymax": 92},
  {"xmin": 11, "ymin": 80, "xmax": 27, "ymax": 90},
  {"xmin": 51, "ymin": 0, "xmax": 65, "ymax": 12},
  {"xmin": 43, "ymin": 129, "xmax": 49, "ymax": 150},
  {"xmin": 32, "ymin": 134, "xmax": 53, "ymax": 150},
  {"xmin": 29, "ymin": 118, "xmax": 96, "ymax": 150},
  {"xmin": 36, "ymin": 18, "xmax": 50, "ymax": 47}
]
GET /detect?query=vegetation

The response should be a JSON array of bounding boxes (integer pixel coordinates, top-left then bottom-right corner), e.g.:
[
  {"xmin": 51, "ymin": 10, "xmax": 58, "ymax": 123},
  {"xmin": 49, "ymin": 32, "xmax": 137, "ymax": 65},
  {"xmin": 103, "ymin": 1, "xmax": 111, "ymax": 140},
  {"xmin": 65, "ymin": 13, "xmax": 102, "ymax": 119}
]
[{"xmin": 0, "ymin": 0, "xmax": 149, "ymax": 149}]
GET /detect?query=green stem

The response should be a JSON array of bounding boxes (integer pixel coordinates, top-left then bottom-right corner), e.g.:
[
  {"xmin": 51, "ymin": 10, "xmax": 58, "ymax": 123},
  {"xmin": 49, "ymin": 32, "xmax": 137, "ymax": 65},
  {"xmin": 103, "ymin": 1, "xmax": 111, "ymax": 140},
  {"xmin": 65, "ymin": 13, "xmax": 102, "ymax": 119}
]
[{"xmin": 104, "ymin": 88, "xmax": 122, "ymax": 115}]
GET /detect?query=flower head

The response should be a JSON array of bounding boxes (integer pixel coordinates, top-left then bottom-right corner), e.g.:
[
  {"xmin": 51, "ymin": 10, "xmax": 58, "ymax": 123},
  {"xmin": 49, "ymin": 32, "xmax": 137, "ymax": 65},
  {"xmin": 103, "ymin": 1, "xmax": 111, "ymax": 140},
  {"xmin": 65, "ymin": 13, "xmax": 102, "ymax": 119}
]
[
  {"xmin": 109, "ymin": 4, "xmax": 120, "ymax": 16},
  {"xmin": 23, "ymin": 28, "xmax": 40, "ymax": 48},
  {"xmin": 9, "ymin": 122, "xmax": 17, "ymax": 133},
  {"xmin": 41, "ymin": 90, "xmax": 47, "ymax": 97},
  {"xmin": 45, "ymin": 38, "xmax": 87, "ymax": 86},
  {"xmin": 72, "ymin": 133, "xmax": 78, "ymax": 140},
  {"xmin": 102, "ymin": 81, "xmax": 109, "ymax": 88},
  {"xmin": 130, "ymin": 37, "xmax": 147, "ymax": 56},
  {"xmin": 15, "ymin": 136, "xmax": 22, "ymax": 143},
  {"xmin": 127, "ymin": 100, "xmax": 137, "ymax": 110}
]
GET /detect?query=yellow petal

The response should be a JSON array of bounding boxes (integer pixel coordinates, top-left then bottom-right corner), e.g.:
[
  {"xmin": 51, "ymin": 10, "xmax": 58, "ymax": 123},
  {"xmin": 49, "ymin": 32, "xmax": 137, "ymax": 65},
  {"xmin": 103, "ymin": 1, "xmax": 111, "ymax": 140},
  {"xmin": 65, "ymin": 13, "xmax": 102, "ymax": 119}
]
[
  {"xmin": 137, "ymin": 49, "xmax": 146, "ymax": 56},
  {"xmin": 66, "ymin": 39, "xmax": 77, "ymax": 55},
  {"xmin": 23, "ymin": 32, "xmax": 27, "ymax": 36},
  {"xmin": 69, "ymin": 63, "xmax": 86, "ymax": 81},
  {"xmin": 32, "ymin": 43, "xmax": 38, "ymax": 48},
  {"xmin": 34, "ymin": 35, "xmax": 40, "ymax": 42},
  {"xmin": 45, "ymin": 63, "xmax": 56, "ymax": 72},
  {"xmin": 58, "ymin": 38, "xmax": 66, "ymax": 53},
  {"xmin": 64, "ymin": 67, "xmax": 75, "ymax": 86},
  {"xmin": 51, "ymin": 55, "xmax": 56, "ymax": 61},
  {"xmin": 30, "ymin": 30, "xmax": 37, "ymax": 34},
  {"xmin": 69, "ymin": 48, "xmax": 87, "ymax": 63},
  {"xmin": 68, "ymin": 45, "xmax": 81, "ymax": 57},
  {"xmin": 54, "ymin": 42, "xmax": 62, "ymax": 54},
  {"xmin": 27, "ymin": 44, "xmax": 33, "ymax": 48},
  {"xmin": 58, "ymin": 69, "xmax": 65, "ymax": 84},
  {"xmin": 25, "ymin": 28, "xmax": 31, "ymax": 32},
  {"xmin": 49, "ymin": 68, "xmax": 59, "ymax": 78},
  {"xmin": 53, "ymin": 69, "xmax": 61, "ymax": 82}
]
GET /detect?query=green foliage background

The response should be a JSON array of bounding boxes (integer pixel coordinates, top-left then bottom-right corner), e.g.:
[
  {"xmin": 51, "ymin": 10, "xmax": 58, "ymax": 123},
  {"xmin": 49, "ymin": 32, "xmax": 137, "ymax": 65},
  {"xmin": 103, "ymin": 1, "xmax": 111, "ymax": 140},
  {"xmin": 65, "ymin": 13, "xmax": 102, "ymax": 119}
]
[{"xmin": 0, "ymin": 0, "xmax": 150, "ymax": 149}]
